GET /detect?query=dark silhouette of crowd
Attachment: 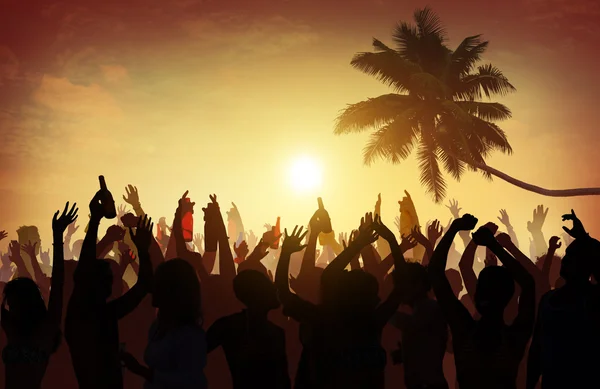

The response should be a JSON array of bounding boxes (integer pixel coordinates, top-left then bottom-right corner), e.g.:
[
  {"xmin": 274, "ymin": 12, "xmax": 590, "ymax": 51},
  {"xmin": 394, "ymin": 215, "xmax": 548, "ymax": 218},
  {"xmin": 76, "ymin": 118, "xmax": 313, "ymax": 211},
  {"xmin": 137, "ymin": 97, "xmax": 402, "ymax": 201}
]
[{"xmin": 0, "ymin": 180, "xmax": 598, "ymax": 389}]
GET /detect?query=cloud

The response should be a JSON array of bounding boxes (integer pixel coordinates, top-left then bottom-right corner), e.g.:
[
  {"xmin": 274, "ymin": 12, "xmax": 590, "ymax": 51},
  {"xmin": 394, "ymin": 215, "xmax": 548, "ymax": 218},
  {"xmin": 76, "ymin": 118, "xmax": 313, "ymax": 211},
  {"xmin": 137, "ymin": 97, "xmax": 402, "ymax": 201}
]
[
  {"xmin": 32, "ymin": 75, "xmax": 122, "ymax": 118},
  {"xmin": 180, "ymin": 13, "xmax": 319, "ymax": 56},
  {"xmin": 100, "ymin": 64, "xmax": 130, "ymax": 84}
]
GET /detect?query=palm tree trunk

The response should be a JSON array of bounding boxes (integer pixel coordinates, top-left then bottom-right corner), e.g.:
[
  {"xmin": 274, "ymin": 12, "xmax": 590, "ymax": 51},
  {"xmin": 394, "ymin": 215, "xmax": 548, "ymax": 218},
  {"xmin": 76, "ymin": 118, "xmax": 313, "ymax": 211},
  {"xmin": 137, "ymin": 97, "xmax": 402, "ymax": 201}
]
[{"xmin": 467, "ymin": 160, "xmax": 600, "ymax": 197}]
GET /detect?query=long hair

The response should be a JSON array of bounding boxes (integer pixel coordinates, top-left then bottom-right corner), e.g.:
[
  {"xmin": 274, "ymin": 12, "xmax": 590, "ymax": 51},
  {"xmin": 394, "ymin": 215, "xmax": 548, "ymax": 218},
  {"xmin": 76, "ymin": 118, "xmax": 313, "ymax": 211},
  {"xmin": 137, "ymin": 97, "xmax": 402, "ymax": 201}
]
[
  {"xmin": 1, "ymin": 277, "xmax": 61, "ymax": 352},
  {"xmin": 154, "ymin": 259, "xmax": 203, "ymax": 326}
]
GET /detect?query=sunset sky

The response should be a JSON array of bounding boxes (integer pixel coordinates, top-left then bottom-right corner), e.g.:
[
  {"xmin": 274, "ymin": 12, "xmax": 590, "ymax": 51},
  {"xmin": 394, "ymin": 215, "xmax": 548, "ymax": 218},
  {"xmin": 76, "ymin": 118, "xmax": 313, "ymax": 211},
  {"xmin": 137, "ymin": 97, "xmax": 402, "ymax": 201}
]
[{"xmin": 1, "ymin": 0, "xmax": 599, "ymax": 252}]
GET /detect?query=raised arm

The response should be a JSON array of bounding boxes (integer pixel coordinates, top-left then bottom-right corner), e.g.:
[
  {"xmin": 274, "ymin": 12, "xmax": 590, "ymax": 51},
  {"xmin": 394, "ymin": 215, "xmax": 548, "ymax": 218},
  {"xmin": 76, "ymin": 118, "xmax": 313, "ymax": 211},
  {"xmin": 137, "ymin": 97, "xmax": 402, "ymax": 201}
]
[
  {"xmin": 123, "ymin": 185, "xmax": 145, "ymax": 217},
  {"xmin": 472, "ymin": 226, "xmax": 536, "ymax": 334},
  {"xmin": 47, "ymin": 202, "xmax": 78, "ymax": 331},
  {"xmin": 497, "ymin": 209, "xmax": 519, "ymax": 249},
  {"xmin": 429, "ymin": 215, "xmax": 478, "ymax": 331},
  {"xmin": 373, "ymin": 216, "xmax": 411, "ymax": 326},
  {"xmin": 459, "ymin": 239, "xmax": 478, "ymax": 303},
  {"xmin": 207, "ymin": 195, "xmax": 236, "ymax": 282},
  {"xmin": 540, "ymin": 236, "xmax": 561, "ymax": 288},
  {"xmin": 527, "ymin": 205, "xmax": 549, "ymax": 257},
  {"xmin": 275, "ymin": 226, "xmax": 317, "ymax": 322},
  {"xmin": 8, "ymin": 241, "xmax": 32, "ymax": 279},
  {"xmin": 96, "ymin": 225, "xmax": 126, "ymax": 259},
  {"xmin": 323, "ymin": 213, "xmax": 378, "ymax": 275},
  {"xmin": 81, "ymin": 191, "xmax": 104, "ymax": 262},
  {"xmin": 496, "ymin": 232, "xmax": 546, "ymax": 291},
  {"xmin": 109, "ymin": 215, "xmax": 154, "ymax": 320}
]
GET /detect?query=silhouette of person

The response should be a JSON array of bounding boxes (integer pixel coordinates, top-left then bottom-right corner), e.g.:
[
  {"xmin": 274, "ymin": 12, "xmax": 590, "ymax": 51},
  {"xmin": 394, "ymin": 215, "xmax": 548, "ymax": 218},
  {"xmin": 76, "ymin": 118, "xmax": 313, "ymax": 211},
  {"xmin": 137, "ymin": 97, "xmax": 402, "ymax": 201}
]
[
  {"xmin": 429, "ymin": 215, "xmax": 535, "ymax": 389},
  {"xmin": 1, "ymin": 203, "xmax": 78, "ymax": 389},
  {"xmin": 65, "ymin": 190, "xmax": 154, "ymax": 389},
  {"xmin": 121, "ymin": 258, "xmax": 207, "ymax": 389},
  {"xmin": 277, "ymin": 215, "xmax": 407, "ymax": 389},
  {"xmin": 207, "ymin": 269, "xmax": 290, "ymax": 389},
  {"xmin": 390, "ymin": 262, "xmax": 449, "ymax": 389},
  {"xmin": 527, "ymin": 210, "xmax": 600, "ymax": 389}
]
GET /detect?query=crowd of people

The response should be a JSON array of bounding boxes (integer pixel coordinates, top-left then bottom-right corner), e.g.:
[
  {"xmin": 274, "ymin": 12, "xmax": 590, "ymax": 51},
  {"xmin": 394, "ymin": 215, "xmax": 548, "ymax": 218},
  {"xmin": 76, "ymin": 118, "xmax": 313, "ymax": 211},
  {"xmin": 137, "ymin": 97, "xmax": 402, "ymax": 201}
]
[{"xmin": 0, "ymin": 182, "xmax": 598, "ymax": 389}]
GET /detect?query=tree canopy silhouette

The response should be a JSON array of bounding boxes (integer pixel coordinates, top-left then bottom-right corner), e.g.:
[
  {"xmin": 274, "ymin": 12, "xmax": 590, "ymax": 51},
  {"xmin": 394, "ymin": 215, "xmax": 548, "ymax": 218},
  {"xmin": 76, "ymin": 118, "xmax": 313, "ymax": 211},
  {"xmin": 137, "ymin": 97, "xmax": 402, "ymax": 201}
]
[{"xmin": 335, "ymin": 6, "xmax": 600, "ymax": 202}]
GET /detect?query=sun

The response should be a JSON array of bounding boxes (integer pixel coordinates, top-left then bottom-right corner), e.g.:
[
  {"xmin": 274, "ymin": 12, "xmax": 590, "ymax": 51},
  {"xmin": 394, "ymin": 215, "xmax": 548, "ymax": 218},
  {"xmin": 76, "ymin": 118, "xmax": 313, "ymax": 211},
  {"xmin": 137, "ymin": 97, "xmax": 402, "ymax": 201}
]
[{"xmin": 289, "ymin": 156, "xmax": 323, "ymax": 193}]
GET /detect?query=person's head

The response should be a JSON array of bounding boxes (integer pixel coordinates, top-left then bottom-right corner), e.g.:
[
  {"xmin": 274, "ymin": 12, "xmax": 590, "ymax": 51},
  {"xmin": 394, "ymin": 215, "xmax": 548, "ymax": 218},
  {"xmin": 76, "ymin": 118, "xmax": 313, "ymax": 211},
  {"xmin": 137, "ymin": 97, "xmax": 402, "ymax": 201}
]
[
  {"xmin": 446, "ymin": 268, "xmax": 463, "ymax": 298},
  {"xmin": 75, "ymin": 260, "xmax": 113, "ymax": 303},
  {"xmin": 336, "ymin": 270, "xmax": 381, "ymax": 316},
  {"xmin": 233, "ymin": 270, "xmax": 279, "ymax": 312},
  {"xmin": 121, "ymin": 213, "xmax": 139, "ymax": 229},
  {"xmin": 152, "ymin": 259, "xmax": 202, "ymax": 326},
  {"xmin": 16, "ymin": 226, "xmax": 40, "ymax": 255},
  {"xmin": 475, "ymin": 266, "xmax": 514, "ymax": 316},
  {"xmin": 158, "ymin": 217, "xmax": 167, "ymax": 228},
  {"xmin": 397, "ymin": 262, "xmax": 431, "ymax": 305},
  {"xmin": 560, "ymin": 238, "xmax": 600, "ymax": 283},
  {"xmin": 2, "ymin": 278, "xmax": 47, "ymax": 336}
]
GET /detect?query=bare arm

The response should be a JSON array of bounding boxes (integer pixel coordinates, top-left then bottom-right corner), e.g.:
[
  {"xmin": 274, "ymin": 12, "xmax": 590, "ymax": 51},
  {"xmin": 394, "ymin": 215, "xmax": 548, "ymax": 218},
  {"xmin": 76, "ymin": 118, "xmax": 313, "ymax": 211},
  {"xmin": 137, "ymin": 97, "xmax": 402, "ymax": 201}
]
[{"xmin": 458, "ymin": 240, "xmax": 478, "ymax": 304}]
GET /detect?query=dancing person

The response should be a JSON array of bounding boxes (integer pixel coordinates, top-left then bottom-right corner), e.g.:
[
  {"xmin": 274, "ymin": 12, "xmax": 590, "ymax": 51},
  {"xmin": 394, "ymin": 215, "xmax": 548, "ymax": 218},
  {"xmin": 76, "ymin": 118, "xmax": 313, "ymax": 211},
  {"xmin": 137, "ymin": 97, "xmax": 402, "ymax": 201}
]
[
  {"xmin": 1, "ymin": 203, "xmax": 78, "ymax": 389},
  {"xmin": 65, "ymin": 189, "xmax": 154, "ymax": 389},
  {"xmin": 121, "ymin": 258, "xmax": 207, "ymax": 389}
]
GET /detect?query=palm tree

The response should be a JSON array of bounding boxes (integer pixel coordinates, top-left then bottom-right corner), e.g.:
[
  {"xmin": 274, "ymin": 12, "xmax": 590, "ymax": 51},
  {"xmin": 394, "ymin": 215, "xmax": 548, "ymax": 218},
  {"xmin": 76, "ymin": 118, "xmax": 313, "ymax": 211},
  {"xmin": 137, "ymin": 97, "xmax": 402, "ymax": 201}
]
[{"xmin": 335, "ymin": 7, "xmax": 600, "ymax": 202}]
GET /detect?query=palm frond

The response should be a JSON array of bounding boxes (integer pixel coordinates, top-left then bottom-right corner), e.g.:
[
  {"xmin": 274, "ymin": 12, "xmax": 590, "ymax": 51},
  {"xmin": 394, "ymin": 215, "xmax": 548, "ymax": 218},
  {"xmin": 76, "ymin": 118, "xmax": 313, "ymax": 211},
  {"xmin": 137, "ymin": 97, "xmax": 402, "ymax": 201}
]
[
  {"xmin": 439, "ymin": 147, "xmax": 466, "ymax": 181},
  {"xmin": 362, "ymin": 113, "xmax": 419, "ymax": 165},
  {"xmin": 409, "ymin": 73, "xmax": 449, "ymax": 99},
  {"xmin": 456, "ymin": 64, "xmax": 516, "ymax": 100},
  {"xmin": 449, "ymin": 35, "xmax": 489, "ymax": 77},
  {"xmin": 455, "ymin": 101, "xmax": 512, "ymax": 121},
  {"xmin": 413, "ymin": 7, "xmax": 447, "ymax": 40},
  {"xmin": 417, "ymin": 133, "xmax": 446, "ymax": 202},
  {"xmin": 351, "ymin": 51, "xmax": 422, "ymax": 93},
  {"xmin": 334, "ymin": 94, "xmax": 416, "ymax": 134},
  {"xmin": 470, "ymin": 117, "xmax": 513, "ymax": 154},
  {"xmin": 392, "ymin": 21, "xmax": 420, "ymax": 58},
  {"xmin": 372, "ymin": 38, "xmax": 395, "ymax": 53}
]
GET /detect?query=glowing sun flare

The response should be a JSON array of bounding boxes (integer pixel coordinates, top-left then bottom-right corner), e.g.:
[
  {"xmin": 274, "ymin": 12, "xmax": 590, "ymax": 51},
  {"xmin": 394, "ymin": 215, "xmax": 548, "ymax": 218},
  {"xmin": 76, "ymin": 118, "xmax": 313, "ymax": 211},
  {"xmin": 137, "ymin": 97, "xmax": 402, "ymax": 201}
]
[{"xmin": 289, "ymin": 157, "xmax": 322, "ymax": 192}]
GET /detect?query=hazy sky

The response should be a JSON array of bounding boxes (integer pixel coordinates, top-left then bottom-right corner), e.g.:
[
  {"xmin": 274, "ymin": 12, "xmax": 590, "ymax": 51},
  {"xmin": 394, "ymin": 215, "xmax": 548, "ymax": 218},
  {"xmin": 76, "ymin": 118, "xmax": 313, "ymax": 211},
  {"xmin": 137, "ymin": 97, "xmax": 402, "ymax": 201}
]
[{"xmin": 1, "ymin": 0, "xmax": 599, "ymax": 251}]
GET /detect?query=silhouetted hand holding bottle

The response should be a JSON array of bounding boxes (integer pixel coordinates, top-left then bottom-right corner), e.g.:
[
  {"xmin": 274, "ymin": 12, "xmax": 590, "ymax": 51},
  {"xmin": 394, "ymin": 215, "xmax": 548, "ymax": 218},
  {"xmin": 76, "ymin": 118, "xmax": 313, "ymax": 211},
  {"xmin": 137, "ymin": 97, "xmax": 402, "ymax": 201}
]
[{"xmin": 98, "ymin": 176, "xmax": 117, "ymax": 219}]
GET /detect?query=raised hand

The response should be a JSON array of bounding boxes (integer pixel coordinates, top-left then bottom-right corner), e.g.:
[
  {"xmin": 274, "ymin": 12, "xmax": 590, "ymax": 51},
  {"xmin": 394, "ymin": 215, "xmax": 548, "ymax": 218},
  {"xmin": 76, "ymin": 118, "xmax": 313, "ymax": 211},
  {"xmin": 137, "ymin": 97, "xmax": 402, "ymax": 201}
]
[
  {"xmin": 446, "ymin": 199, "xmax": 462, "ymax": 219},
  {"xmin": 527, "ymin": 205, "xmax": 549, "ymax": 233},
  {"xmin": 40, "ymin": 248, "xmax": 51, "ymax": 266},
  {"xmin": 427, "ymin": 220, "xmax": 443, "ymax": 243},
  {"xmin": 373, "ymin": 214, "xmax": 395, "ymax": 242},
  {"xmin": 471, "ymin": 226, "xmax": 497, "ymax": 247},
  {"xmin": 234, "ymin": 240, "xmax": 249, "ymax": 261},
  {"xmin": 281, "ymin": 226, "xmax": 308, "ymax": 254},
  {"xmin": 116, "ymin": 204, "xmax": 129, "ymax": 224},
  {"xmin": 129, "ymin": 215, "xmax": 154, "ymax": 252},
  {"xmin": 561, "ymin": 209, "xmax": 587, "ymax": 239},
  {"xmin": 89, "ymin": 192, "xmax": 104, "ymax": 220},
  {"xmin": 8, "ymin": 241, "xmax": 21, "ymax": 262},
  {"xmin": 105, "ymin": 225, "xmax": 126, "ymax": 242},
  {"xmin": 122, "ymin": 184, "xmax": 140, "ymax": 206},
  {"xmin": 497, "ymin": 209, "xmax": 512, "ymax": 227},
  {"xmin": 246, "ymin": 230, "xmax": 258, "ymax": 249},
  {"xmin": 226, "ymin": 202, "xmax": 241, "ymax": 222},
  {"xmin": 342, "ymin": 230, "xmax": 357, "ymax": 249},
  {"xmin": 22, "ymin": 241, "xmax": 38, "ymax": 259},
  {"xmin": 178, "ymin": 191, "xmax": 197, "ymax": 215},
  {"xmin": 399, "ymin": 234, "xmax": 418, "ymax": 253},
  {"xmin": 0, "ymin": 231, "xmax": 6, "ymax": 241},
  {"xmin": 67, "ymin": 220, "xmax": 79, "ymax": 237},
  {"xmin": 495, "ymin": 232, "xmax": 512, "ymax": 247},
  {"xmin": 451, "ymin": 214, "xmax": 478, "ymax": 231},
  {"xmin": 193, "ymin": 233, "xmax": 203, "ymax": 250},
  {"xmin": 548, "ymin": 236, "xmax": 562, "ymax": 251},
  {"xmin": 53, "ymin": 202, "xmax": 79, "ymax": 235},
  {"xmin": 409, "ymin": 226, "xmax": 428, "ymax": 247},
  {"xmin": 482, "ymin": 222, "xmax": 499, "ymax": 235}
]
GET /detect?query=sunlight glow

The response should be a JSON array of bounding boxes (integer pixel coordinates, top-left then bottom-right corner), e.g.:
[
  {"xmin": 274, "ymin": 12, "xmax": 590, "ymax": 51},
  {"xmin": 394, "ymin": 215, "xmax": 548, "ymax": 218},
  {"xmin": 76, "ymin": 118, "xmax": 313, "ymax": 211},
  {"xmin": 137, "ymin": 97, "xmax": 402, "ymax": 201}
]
[{"xmin": 289, "ymin": 156, "xmax": 323, "ymax": 193}]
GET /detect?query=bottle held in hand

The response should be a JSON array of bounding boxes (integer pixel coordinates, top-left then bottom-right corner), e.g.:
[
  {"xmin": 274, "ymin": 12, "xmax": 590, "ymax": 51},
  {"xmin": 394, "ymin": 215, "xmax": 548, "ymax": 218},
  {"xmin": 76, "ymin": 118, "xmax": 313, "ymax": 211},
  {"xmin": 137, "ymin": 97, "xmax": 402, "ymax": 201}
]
[
  {"xmin": 316, "ymin": 197, "xmax": 333, "ymax": 245},
  {"xmin": 99, "ymin": 175, "xmax": 117, "ymax": 219},
  {"xmin": 182, "ymin": 198, "xmax": 194, "ymax": 243}
]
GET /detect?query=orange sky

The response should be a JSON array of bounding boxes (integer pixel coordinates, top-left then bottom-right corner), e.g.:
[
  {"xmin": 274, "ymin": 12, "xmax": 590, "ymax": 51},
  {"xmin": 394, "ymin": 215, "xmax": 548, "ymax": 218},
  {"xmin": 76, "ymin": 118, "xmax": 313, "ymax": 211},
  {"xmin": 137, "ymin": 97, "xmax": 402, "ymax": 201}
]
[{"xmin": 1, "ymin": 0, "xmax": 599, "ymax": 253}]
